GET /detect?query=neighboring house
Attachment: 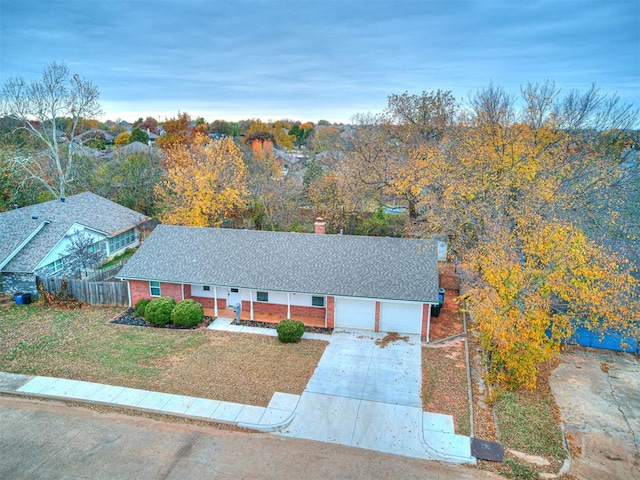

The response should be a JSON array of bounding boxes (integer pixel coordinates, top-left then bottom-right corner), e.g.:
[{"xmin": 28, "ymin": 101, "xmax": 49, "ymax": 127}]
[
  {"xmin": 117, "ymin": 219, "xmax": 440, "ymax": 339},
  {"xmin": 0, "ymin": 192, "xmax": 150, "ymax": 297}
]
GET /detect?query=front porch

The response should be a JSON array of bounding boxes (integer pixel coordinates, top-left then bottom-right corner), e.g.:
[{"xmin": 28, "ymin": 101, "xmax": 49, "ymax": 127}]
[{"xmin": 206, "ymin": 305, "xmax": 328, "ymax": 329}]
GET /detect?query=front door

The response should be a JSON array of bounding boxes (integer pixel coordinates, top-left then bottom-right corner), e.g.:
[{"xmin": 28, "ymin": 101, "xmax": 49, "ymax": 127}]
[{"xmin": 227, "ymin": 288, "xmax": 241, "ymax": 307}]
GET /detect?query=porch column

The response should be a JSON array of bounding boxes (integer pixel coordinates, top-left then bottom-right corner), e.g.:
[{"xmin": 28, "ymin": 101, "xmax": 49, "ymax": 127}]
[
  {"xmin": 287, "ymin": 293, "xmax": 291, "ymax": 319},
  {"xmin": 213, "ymin": 287, "xmax": 218, "ymax": 317},
  {"xmin": 250, "ymin": 290, "xmax": 254, "ymax": 321},
  {"xmin": 181, "ymin": 283, "xmax": 184, "ymax": 300}
]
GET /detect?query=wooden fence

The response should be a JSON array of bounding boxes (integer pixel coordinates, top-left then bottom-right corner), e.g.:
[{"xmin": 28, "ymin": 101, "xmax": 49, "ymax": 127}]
[{"xmin": 37, "ymin": 276, "xmax": 128, "ymax": 307}]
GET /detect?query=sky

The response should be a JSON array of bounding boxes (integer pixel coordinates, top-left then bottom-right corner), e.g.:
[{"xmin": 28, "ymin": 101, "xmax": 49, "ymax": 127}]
[{"xmin": 0, "ymin": 0, "xmax": 638, "ymax": 124}]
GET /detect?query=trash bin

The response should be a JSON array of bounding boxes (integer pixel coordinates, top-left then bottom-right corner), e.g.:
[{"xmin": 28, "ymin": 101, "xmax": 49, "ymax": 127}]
[
  {"xmin": 431, "ymin": 288, "xmax": 445, "ymax": 317},
  {"xmin": 14, "ymin": 293, "xmax": 23, "ymax": 305},
  {"xmin": 21, "ymin": 293, "xmax": 31, "ymax": 304}
]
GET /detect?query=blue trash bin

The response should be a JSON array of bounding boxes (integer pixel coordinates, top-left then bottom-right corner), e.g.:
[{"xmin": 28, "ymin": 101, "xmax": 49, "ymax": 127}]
[{"xmin": 14, "ymin": 293, "xmax": 24, "ymax": 305}]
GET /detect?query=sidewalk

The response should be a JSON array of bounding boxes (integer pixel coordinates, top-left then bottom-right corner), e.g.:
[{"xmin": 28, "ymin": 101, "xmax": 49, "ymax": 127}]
[
  {"xmin": 0, "ymin": 372, "xmax": 299, "ymax": 432},
  {"xmin": 0, "ymin": 317, "xmax": 475, "ymax": 464}
]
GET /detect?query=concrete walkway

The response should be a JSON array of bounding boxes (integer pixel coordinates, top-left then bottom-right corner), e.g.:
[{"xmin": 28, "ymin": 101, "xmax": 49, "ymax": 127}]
[{"xmin": 0, "ymin": 317, "xmax": 475, "ymax": 464}]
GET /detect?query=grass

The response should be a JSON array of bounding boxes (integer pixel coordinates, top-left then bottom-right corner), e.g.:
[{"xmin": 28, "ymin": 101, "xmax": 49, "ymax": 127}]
[
  {"xmin": 98, "ymin": 248, "xmax": 136, "ymax": 269},
  {"xmin": 422, "ymin": 341, "xmax": 471, "ymax": 436},
  {"xmin": 494, "ymin": 387, "xmax": 566, "ymax": 460},
  {"xmin": 0, "ymin": 304, "xmax": 327, "ymax": 406}
]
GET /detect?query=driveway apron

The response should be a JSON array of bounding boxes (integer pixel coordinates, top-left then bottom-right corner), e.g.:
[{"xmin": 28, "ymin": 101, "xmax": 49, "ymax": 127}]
[{"xmin": 280, "ymin": 330, "xmax": 434, "ymax": 459}]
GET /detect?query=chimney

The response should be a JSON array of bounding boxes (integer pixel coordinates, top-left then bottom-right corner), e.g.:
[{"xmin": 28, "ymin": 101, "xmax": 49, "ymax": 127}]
[{"xmin": 314, "ymin": 217, "xmax": 326, "ymax": 235}]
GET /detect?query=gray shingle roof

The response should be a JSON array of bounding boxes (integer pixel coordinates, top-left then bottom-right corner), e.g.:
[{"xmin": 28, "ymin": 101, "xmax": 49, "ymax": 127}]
[
  {"xmin": 117, "ymin": 225, "xmax": 439, "ymax": 303},
  {"xmin": 0, "ymin": 192, "xmax": 149, "ymax": 272}
]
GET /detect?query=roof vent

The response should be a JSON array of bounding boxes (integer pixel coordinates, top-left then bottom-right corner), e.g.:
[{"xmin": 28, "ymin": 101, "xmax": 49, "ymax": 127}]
[
  {"xmin": 31, "ymin": 211, "xmax": 38, "ymax": 220},
  {"xmin": 60, "ymin": 197, "xmax": 66, "ymax": 203}
]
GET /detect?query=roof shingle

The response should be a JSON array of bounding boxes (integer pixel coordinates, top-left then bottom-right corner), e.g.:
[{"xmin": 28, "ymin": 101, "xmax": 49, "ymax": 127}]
[
  {"xmin": 0, "ymin": 192, "xmax": 149, "ymax": 272},
  {"xmin": 117, "ymin": 225, "xmax": 439, "ymax": 303}
]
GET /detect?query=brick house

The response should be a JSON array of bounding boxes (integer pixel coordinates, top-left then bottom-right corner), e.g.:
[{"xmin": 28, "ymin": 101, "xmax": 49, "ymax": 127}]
[
  {"xmin": 117, "ymin": 220, "xmax": 441, "ymax": 340},
  {"xmin": 0, "ymin": 192, "xmax": 149, "ymax": 297}
]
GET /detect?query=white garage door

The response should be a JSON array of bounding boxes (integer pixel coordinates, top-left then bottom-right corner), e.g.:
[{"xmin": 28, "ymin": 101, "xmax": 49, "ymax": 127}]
[
  {"xmin": 379, "ymin": 301, "xmax": 423, "ymax": 335},
  {"xmin": 335, "ymin": 297, "xmax": 376, "ymax": 331}
]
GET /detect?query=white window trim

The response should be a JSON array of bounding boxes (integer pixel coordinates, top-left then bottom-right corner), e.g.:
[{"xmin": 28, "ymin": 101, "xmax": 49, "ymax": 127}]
[{"xmin": 149, "ymin": 281, "xmax": 161, "ymax": 297}]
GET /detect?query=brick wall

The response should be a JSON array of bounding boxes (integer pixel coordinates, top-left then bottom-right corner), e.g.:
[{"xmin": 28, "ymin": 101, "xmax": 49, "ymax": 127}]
[
  {"xmin": 190, "ymin": 296, "xmax": 226, "ymax": 309},
  {"xmin": 128, "ymin": 280, "xmax": 185, "ymax": 306},
  {"xmin": 422, "ymin": 303, "xmax": 430, "ymax": 341},
  {"xmin": 374, "ymin": 301, "xmax": 381, "ymax": 332},
  {"xmin": 326, "ymin": 296, "xmax": 335, "ymax": 328},
  {"xmin": 1, "ymin": 273, "xmax": 37, "ymax": 297},
  {"xmin": 239, "ymin": 301, "xmax": 325, "ymax": 320},
  {"xmin": 129, "ymin": 280, "xmax": 150, "ymax": 306}
]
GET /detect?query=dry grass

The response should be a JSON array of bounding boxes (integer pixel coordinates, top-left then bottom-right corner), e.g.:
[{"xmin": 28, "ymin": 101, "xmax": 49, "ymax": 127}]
[
  {"xmin": 422, "ymin": 340, "xmax": 471, "ymax": 436},
  {"xmin": 0, "ymin": 304, "xmax": 327, "ymax": 406}
]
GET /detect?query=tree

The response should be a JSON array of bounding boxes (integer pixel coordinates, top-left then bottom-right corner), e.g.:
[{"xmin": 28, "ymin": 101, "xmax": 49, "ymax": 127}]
[
  {"xmin": 64, "ymin": 229, "xmax": 104, "ymax": 278},
  {"xmin": 130, "ymin": 127, "xmax": 149, "ymax": 144},
  {"xmin": 0, "ymin": 61, "xmax": 102, "ymax": 199},
  {"xmin": 137, "ymin": 116, "xmax": 159, "ymax": 134},
  {"xmin": 398, "ymin": 82, "xmax": 640, "ymax": 388},
  {"xmin": 114, "ymin": 132, "xmax": 131, "ymax": 146},
  {"xmin": 155, "ymin": 133, "xmax": 248, "ymax": 227},
  {"xmin": 156, "ymin": 112, "xmax": 194, "ymax": 151},
  {"xmin": 93, "ymin": 150, "xmax": 161, "ymax": 216}
]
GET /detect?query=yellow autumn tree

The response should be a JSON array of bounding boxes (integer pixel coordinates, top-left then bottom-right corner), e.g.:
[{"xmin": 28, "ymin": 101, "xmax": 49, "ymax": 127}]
[
  {"xmin": 391, "ymin": 82, "xmax": 639, "ymax": 389},
  {"xmin": 463, "ymin": 220, "xmax": 638, "ymax": 389},
  {"xmin": 155, "ymin": 133, "xmax": 248, "ymax": 227}
]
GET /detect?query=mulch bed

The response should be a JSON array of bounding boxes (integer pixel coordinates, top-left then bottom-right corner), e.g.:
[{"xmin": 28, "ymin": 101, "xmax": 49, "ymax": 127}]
[
  {"xmin": 237, "ymin": 319, "xmax": 333, "ymax": 335},
  {"xmin": 111, "ymin": 308, "xmax": 214, "ymax": 330}
]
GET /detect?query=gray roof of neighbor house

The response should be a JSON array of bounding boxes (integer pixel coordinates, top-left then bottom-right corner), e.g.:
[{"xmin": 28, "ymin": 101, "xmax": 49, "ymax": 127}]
[
  {"xmin": 0, "ymin": 192, "xmax": 149, "ymax": 273},
  {"xmin": 117, "ymin": 225, "xmax": 439, "ymax": 303}
]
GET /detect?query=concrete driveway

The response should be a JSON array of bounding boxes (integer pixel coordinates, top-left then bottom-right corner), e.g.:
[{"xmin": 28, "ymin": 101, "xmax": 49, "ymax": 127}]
[
  {"xmin": 550, "ymin": 348, "xmax": 640, "ymax": 479},
  {"xmin": 280, "ymin": 330, "xmax": 473, "ymax": 463}
]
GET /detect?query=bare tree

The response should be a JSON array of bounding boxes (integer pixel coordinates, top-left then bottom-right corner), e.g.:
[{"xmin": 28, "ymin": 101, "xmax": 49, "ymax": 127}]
[
  {"xmin": 0, "ymin": 61, "xmax": 102, "ymax": 199},
  {"xmin": 64, "ymin": 229, "xmax": 104, "ymax": 278}
]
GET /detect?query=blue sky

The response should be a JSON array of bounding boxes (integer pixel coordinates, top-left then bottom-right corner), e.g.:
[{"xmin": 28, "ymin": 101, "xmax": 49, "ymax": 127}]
[{"xmin": 1, "ymin": 0, "xmax": 638, "ymax": 123}]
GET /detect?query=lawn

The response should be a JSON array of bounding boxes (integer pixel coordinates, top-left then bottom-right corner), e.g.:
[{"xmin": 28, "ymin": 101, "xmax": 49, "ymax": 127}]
[{"xmin": 0, "ymin": 304, "xmax": 327, "ymax": 406}]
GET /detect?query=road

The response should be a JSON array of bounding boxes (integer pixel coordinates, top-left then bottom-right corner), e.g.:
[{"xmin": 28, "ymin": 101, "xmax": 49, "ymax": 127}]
[{"xmin": 0, "ymin": 397, "xmax": 501, "ymax": 479}]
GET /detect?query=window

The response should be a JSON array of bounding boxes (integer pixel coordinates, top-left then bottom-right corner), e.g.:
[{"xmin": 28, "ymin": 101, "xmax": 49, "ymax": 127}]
[
  {"xmin": 47, "ymin": 259, "xmax": 64, "ymax": 274},
  {"xmin": 150, "ymin": 281, "xmax": 161, "ymax": 296},
  {"xmin": 108, "ymin": 229, "xmax": 136, "ymax": 253},
  {"xmin": 256, "ymin": 291, "xmax": 268, "ymax": 302},
  {"xmin": 312, "ymin": 296, "xmax": 325, "ymax": 307},
  {"xmin": 203, "ymin": 286, "xmax": 210, "ymax": 291},
  {"xmin": 88, "ymin": 241, "xmax": 103, "ymax": 254}
]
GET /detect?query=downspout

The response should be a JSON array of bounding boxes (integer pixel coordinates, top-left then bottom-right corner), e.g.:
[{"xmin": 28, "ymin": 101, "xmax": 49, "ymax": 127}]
[
  {"xmin": 213, "ymin": 286, "xmax": 218, "ymax": 317},
  {"xmin": 426, "ymin": 304, "xmax": 432, "ymax": 343},
  {"xmin": 126, "ymin": 280, "xmax": 131, "ymax": 307}
]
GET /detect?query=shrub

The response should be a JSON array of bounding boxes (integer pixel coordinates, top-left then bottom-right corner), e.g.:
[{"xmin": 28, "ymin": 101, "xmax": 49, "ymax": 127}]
[
  {"xmin": 144, "ymin": 297, "xmax": 176, "ymax": 326},
  {"xmin": 276, "ymin": 319, "xmax": 305, "ymax": 343},
  {"xmin": 171, "ymin": 299, "xmax": 204, "ymax": 328},
  {"xmin": 134, "ymin": 298, "xmax": 151, "ymax": 318}
]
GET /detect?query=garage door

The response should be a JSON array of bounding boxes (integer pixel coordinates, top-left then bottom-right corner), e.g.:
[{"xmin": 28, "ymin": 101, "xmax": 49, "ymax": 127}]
[
  {"xmin": 334, "ymin": 297, "xmax": 376, "ymax": 330},
  {"xmin": 379, "ymin": 301, "xmax": 423, "ymax": 335}
]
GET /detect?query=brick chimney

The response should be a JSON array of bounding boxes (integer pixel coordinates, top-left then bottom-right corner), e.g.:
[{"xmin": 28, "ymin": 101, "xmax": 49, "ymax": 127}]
[{"xmin": 314, "ymin": 217, "xmax": 326, "ymax": 234}]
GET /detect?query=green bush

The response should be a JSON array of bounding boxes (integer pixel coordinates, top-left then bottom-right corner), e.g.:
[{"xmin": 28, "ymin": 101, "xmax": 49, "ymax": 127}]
[
  {"xmin": 144, "ymin": 297, "xmax": 176, "ymax": 327},
  {"xmin": 276, "ymin": 319, "xmax": 305, "ymax": 343},
  {"xmin": 171, "ymin": 299, "xmax": 204, "ymax": 328},
  {"xmin": 134, "ymin": 298, "xmax": 151, "ymax": 318}
]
